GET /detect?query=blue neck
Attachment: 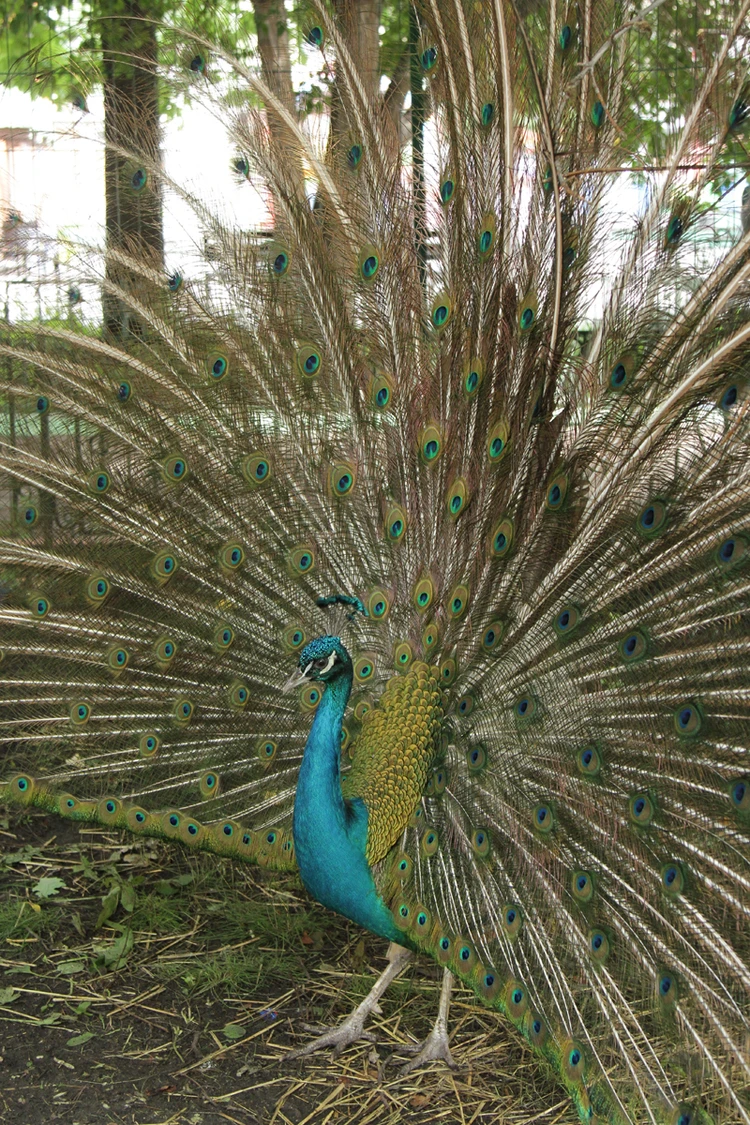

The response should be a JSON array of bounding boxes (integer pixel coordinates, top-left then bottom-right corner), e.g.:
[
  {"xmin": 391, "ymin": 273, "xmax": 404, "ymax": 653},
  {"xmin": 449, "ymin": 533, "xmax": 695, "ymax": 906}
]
[{"xmin": 292, "ymin": 670, "xmax": 400, "ymax": 942}]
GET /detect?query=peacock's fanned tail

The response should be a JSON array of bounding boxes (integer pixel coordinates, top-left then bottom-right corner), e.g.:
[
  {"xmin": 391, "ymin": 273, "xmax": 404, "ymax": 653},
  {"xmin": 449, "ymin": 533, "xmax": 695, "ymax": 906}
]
[{"xmin": 1, "ymin": 2, "xmax": 750, "ymax": 1123}]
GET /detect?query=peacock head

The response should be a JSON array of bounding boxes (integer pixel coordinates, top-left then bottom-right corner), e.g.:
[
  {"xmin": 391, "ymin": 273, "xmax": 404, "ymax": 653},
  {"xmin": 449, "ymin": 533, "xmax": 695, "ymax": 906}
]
[{"xmin": 283, "ymin": 635, "xmax": 352, "ymax": 692}]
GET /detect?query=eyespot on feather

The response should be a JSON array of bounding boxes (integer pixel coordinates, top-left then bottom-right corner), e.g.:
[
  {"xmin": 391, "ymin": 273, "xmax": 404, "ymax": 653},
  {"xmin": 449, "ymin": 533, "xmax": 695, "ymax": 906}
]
[{"xmin": 241, "ymin": 452, "xmax": 272, "ymax": 487}]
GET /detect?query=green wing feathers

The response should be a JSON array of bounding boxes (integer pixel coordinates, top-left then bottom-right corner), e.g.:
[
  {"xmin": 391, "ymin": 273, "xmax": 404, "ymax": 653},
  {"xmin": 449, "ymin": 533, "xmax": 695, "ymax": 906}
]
[{"xmin": 2, "ymin": 2, "xmax": 750, "ymax": 1123}]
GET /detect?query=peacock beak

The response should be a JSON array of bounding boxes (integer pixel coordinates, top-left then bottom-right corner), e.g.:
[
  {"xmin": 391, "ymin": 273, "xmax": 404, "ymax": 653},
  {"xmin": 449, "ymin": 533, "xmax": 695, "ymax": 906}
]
[{"xmin": 282, "ymin": 662, "xmax": 313, "ymax": 693}]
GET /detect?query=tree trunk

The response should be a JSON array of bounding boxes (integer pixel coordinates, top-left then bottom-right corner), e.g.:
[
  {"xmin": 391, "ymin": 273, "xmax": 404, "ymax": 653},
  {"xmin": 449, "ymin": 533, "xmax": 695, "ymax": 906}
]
[{"xmin": 99, "ymin": 0, "xmax": 163, "ymax": 342}]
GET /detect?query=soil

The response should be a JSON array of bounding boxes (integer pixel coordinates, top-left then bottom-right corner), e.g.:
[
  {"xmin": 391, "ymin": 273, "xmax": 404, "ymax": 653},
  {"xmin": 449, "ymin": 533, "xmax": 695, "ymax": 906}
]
[{"xmin": 0, "ymin": 808, "xmax": 576, "ymax": 1125}]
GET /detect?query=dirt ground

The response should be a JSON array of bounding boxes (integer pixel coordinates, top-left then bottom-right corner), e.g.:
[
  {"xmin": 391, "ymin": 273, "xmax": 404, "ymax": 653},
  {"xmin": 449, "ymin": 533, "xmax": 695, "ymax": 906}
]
[{"xmin": 0, "ymin": 807, "xmax": 577, "ymax": 1125}]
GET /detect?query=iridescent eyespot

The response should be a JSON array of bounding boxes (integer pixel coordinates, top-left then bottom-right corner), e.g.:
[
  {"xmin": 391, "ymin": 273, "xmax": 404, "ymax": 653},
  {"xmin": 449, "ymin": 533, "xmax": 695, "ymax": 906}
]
[
  {"xmin": 502, "ymin": 904, "xmax": 522, "ymax": 937},
  {"xmin": 242, "ymin": 452, "xmax": 271, "ymax": 487},
  {"xmin": 162, "ymin": 454, "xmax": 188, "ymax": 482},
  {"xmin": 571, "ymin": 870, "xmax": 594, "ymax": 902},
  {"xmin": 629, "ymin": 792, "xmax": 655, "ymax": 825},
  {"xmin": 637, "ymin": 499, "xmax": 667, "ymax": 536},
  {"xmin": 168, "ymin": 272, "xmax": 182, "ymax": 292},
  {"xmin": 559, "ymin": 23, "xmax": 572, "ymax": 49},
  {"xmin": 370, "ymin": 372, "xmax": 394, "ymax": 410},
  {"xmin": 385, "ymin": 504, "xmax": 407, "ymax": 543},
  {"xmin": 358, "ymin": 246, "xmax": 380, "ymax": 281},
  {"xmin": 282, "ymin": 623, "xmax": 306, "ymax": 651},
  {"xmin": 289, "ymin": 545, "xmax": 315, "ymax": 575},
  {"xmin": 354, "ymin": 655, "xmax": 375, "ymax": 682},
  {"xmin": 421, "ymin": 828, "xmax": 439, "ymax": 856},
  {"xmin": 665, "ymin": 214, "xmax": 683, "ymax": 245},
  {"xmin": 589, "ymin": 929, "xmax": 610, "ymax": 962},
  {"xmin": 272, "ymin": 249, "xmax": 290, "ymax": 276},
  {"xmin": 329, "ymin": 462, "xmax": 356, "ymax": 498},
  {"xmin": 471, "ymin": 828, "xmax": 490, "ymax": 857},
  {"xmin": 565, "ymin": 1043, "xmax": 586, "ymax": 1081},
  {"xmin": 207, "ymin": 353, "xmax": 228, "ymax": 381},
  {"xmin": 487, "ymin": 419, "xmax": 509, "ymax": 463},
  {"xmin": 661, "ymin": 862, "xmax": 685, "ymax": 895},
  {"xmin": 199, "ymin": 771, "xmax": 220, "ymax": 798},
  {"xmin": 553, "ymin": 605, "xmax": 580, "ymax": 636},
  {"xmin": 481, "ymin": 102, "xmax": 494, "ymax": 126},
  {"xmin": 674, "ymin": 702, "xmax": 702, "ymax": 737},
  {"xmin": 421, "ymin": 623, "xmax": 439, "ymax": 652},
  {"xmin": 23, "ymin": 505, "xmax": 37, "ymax": 526},
  {"xmin": 130, "ymin": 167, "xmax": 148, "ymax": 192},
  {"xmin": 366, "ymin": 588, "xmax": 389, "ymax": 619},
  {"xmin": 619, "ymin": 630, "xmax": 648, "ymax": 662},
  {"xmin": 467, "ymin": 744, "xmax": 487, "ymax": 772},
  {"xmin": 70, "ymin": 702, "xmax": 91, "ymax": 725},
  {"xmin": 590, "ymin": 101, "xmax": 605, "ymax": 128},
  {"xmin": 173, "ymin": 698, "xmax": 194, "ymax": 723},
  {"xmin": 213, "ymin": 624, "xmax": 235, "ymax": 650},
  {"xmin": 440, "ymin": 177, "xmax": 455, "ymax": 205},
  {"xmin": 220, "ymin": 542, "xmax": 245, "ymax": 570},
  {"xmin": 86, "ymin": 575, "xmax": 110, "ymax": 604},
  {"xmin": 440, "ymin": 658, "xmax": 456, "ymax": 684},
  {"xmin": 457, "ymin": 693, "xmax": 475, "ymax": 716},
  {"xmin": 546, "ymin": 472, "xmax": 568, "ymax": 509},
  {"xmin": 448, "ymin": 583, "xmax": 469, "ymax": 618},
  {"xmin": 420, "ymin": 425, "xmax": 443, "ymax": 464},
  {"xmin": 420, "ymin": 45, "xmax": 438, "ymax": 72},
  {"xmin": 107, "ymin": 646, "xmax": 129, "ymax": 672},
  {"xmin": 189, "ymin": 54, "xmax": 206, "ymax": 72},
  {"xmin": 430, "ymin": 292, "xmax": 452, "ymax": 331},
  {"xmin": 482, "ymin": 620, "xmax": 504, "ymax": 651},
  {"xmin": 518, "ymin": 295, "xmax": 537, "ymax": 331},
  {"xmin": 305, "ymin": 24, "xmax": 323, "ymax": 47},
  {"xmin": 228, "ymin": 681, "xmax": 249, "ymax": 709},
  {"xmin": 347, "ymin": 143, "xmax": 362, "ymax": 169},
  {"xmin": 300, "ymin": 683, "xmax": 322, "ymax": 711},
  {"xmin": 256, "ymin": 738, "xmax": 277, "ymax": 764},
  {"xmin": 151, "ymin": 551, "xmax": 178, "ymax": 583},
  {"xmin": 35, "ymin": 395, "xmax": 49, "ymax": 413},
  {"xmin": 609, "ymin": 354, "xmax": 634, "ymax": 391},
  {"xmin": 730, "ymin": 777, "xmax": 749, "ymax": 813},
  {"xmin": 533, "ymin": 804, "xmax": 554, "ymax": 833},
  {"xmin": 154, "ymin": 636, "xmax": 177, "ymax": 665},
  {"xmin": 89, "ymin": 470, "xmax": 110, "ymax": 494},
  {"xmin": 577, "ymin": 745, "xmax": 601, "ymax": 777},
  {"xmin": 394, "ymin": 641, "xmax": 413, "ymax": 668},
  {"xmin": 296, "ymin": 344, "xmax": 322, "ymax": 378},
  {"xmin": 117, "ymin": 381, "xmax": 132, "ymax": 401},
  {"xmin": 234, "ymin": 155, "xmax": 250, "ymax": 177},
  {"xmin": 413, "ymin": 576, "xmax": 434, "ymax": 611},
  {"xmin": 32, "ymin": 595, "xmax": 50, "ymax": 618},
  {"xmin": 716, "ymin": 535, "xmax": 746, "ymax": 568},
  {"xmin": 139, "ymin": 732, "xmax": 160, "ymax": 757},
  {"xmin": 478, "ymin": 215, "xmax": 496, "ymax": 258},
  {"xmin": 490, "ymin": 517, "xmax": 513, "ymax": 558}
]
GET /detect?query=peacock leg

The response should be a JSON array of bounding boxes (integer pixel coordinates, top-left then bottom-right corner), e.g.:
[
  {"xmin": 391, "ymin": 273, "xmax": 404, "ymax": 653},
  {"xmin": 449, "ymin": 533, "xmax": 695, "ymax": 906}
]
[
  {"xmin": 396, "ymin": 968, "xmax": 457, "ymax": 1074},
  {"xmin": 287, "ymin": 942, "xmax": 412, "ymax": 1058}
]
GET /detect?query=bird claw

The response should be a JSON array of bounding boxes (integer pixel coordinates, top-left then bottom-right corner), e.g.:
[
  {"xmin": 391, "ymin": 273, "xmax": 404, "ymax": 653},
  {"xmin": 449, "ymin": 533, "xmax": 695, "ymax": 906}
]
[
  {"xmin": 286, "ymin": 1013, "xmax": 377, "ymax": 1059},
  {"xmin": 395, "ymin": 1026, "xmax": 458, "ymax": 1075}
]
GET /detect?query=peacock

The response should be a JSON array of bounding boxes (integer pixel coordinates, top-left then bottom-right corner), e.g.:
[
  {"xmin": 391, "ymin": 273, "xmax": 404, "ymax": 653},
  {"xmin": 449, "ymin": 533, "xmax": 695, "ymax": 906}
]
[{"xmin": 1, "ymin": 2, "xmax": 749, "ymax": 1123}]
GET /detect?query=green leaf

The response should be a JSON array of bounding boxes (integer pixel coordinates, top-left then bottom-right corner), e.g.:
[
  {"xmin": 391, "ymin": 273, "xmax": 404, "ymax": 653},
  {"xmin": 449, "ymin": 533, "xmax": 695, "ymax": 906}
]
[
  {"xmin": 66, "ymin": 1031, "xmax": 95, "ymax": 1046},
  {"xmin": 57, "ymin": 960, "xmax": 86, "ymax": 975},
  {"xmin": 96, "ymin": 884, "xmax": 121, "ymax": 929},
  {"xmin": 32, "ymin": 876, "xmax": 66, "ymax": 899},
  {"xmin": 221, "ymin": 1023, "xmax": 246, "ymax": 1040},
  {"xmin": 74, "ymin": 1001, "xmax": 92, "ymax": 1015},
  {"xmin": 93, "ymin": 928, "xmax": 134, "ymax": 970},
  {"xmin": 120, "ymin": 883, "xmax": 136, "ymax": 912},
  {"xmin": 0, "ymin": 987, "xmax": 19, "ymax": 1004}
]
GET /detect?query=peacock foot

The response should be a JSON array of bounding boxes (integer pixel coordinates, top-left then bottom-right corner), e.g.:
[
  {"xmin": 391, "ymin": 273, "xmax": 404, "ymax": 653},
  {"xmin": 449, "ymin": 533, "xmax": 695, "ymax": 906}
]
[
  {"xmin": 396, "ymin": 1023, "xmax": 457, "ymax": 1074},
  {"xmin": 393, "ymin": 967, "xmax": 457, "ymax": 1074},
  {"xmin": 286, "ymin": 942, "xmax": 412, "ymax": 1060},
  {"xmin": 286, "ymin": 1007, "xmax": 380, "ymax": 1058}
]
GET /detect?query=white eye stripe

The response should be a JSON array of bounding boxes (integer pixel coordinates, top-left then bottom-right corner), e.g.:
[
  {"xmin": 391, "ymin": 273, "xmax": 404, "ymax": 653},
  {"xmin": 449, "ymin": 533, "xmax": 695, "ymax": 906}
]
[{"xmin": 321, "ymin": 650, "xmax": 338, "ymax": 674}]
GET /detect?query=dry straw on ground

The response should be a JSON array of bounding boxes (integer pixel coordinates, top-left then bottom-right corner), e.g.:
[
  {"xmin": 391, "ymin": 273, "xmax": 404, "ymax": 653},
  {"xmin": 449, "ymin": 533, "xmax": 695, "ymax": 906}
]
[{"xmin": 0, "ymin": 809, "xmax": 577, "ymax": 1124}]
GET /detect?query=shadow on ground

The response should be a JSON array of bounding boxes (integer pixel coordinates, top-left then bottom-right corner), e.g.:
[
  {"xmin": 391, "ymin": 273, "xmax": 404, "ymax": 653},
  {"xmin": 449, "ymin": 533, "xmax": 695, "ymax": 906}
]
[{"xmin": 0, "ymin": 808, "xmax": 577, "ymax": 1124}]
